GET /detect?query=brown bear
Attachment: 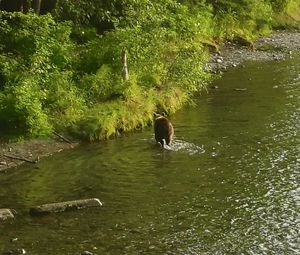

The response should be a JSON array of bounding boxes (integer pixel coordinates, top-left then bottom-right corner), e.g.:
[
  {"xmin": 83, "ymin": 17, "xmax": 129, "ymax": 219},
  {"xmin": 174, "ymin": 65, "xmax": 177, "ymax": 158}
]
[{"xmin": 154, "ymin": 113, "xmax": 174, "ymax": 148}]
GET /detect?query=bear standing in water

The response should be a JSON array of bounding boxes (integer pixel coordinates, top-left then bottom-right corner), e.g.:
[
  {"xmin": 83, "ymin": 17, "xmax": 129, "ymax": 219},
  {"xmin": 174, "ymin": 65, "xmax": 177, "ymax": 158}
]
[{"xmin": 154, "ymin": 113, "xmax": 174, "ymax": 148}]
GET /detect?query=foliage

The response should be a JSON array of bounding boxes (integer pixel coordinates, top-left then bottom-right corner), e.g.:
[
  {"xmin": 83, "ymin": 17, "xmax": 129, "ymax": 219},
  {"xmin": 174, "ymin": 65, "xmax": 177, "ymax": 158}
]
[
  {"xmin": 0, "ymin": 12, "xmax": 77, "ymax": 137},
  {"xmin": 0, "ymin": 76, "xmax": 52, "ymax": 137},
  {"xmin": 0, "ymin": 0, "xmax": 299, "ymax": 140},
  {"xmin": 271, "ymin": 0, "xmax": 300, "ymax": 28}
]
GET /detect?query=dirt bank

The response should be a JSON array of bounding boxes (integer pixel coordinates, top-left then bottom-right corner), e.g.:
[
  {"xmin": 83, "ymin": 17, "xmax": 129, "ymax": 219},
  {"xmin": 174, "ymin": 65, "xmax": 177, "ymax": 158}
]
[
  {"xmin": 0, "ymin": 138, "xmax": 78, "ymax": 172},
  {"xmin": 1, "ymin": 30, "xmax": 299, "ymax": 172}
]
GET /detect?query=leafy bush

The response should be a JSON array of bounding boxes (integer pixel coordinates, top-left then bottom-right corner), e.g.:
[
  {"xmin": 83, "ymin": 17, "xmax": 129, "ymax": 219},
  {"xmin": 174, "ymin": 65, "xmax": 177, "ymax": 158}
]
[
  {"xmin": 210, "ymin": 0, "xmax": 273, "ymax": 41},
  {"xmin": 0, "ymin": 0, "xmax": 298, "ymax": 141},
  {"xmin": 42, "ymin": 71, "xmax": 85, "ymax": 129},
  {"xmin": 80, "ymin": 64, "xmax": 126, "ymax": 103},
  {"xmin": 0, "ymin": 12, "xmax": 77, "ymax": 137},
  {"xmin": 0, "ymin": 77, "xmax": 52, "ymax": 137},
  {"xmin": 271, "ymin": 0, "xmax": 300, "ymax": 28}
]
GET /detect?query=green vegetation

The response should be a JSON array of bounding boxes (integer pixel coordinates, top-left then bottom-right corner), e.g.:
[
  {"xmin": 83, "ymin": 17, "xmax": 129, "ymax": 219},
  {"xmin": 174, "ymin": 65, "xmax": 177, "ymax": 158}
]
[{"xmin": 0, "ymin": 0, "xmax": 299, "ymax": 141}]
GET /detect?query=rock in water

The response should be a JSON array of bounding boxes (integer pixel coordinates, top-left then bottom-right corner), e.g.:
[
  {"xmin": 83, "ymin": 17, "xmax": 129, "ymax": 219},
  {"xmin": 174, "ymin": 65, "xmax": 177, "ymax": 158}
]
[{"xmin": 0, "ymin": 208, "xmax": 14, "ymax": 220}]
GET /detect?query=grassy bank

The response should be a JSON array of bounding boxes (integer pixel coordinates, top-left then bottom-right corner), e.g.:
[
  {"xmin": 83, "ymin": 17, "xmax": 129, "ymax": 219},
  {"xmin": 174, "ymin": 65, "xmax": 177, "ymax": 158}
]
[{"xmin": 0, "ymin": 1, "xmax": 299, "ymax": 141}]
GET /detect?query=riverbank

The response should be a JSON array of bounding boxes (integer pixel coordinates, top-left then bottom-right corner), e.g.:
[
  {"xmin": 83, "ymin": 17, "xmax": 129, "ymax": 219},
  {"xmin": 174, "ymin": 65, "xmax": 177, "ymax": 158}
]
[
  {"xmin": 207, "ymin": 30, "xmax": 300, "ymax": 72},
  {"xmin": 1, "ymin": 29, "xmax": 299, "ymax": 172},
  {"xmin": 0, "ymin": 138, "xmax": 77, "ymax": 172}
]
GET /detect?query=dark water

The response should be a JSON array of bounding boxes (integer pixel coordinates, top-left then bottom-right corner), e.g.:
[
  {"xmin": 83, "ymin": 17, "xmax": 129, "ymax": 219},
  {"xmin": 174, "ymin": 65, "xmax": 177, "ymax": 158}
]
[{"xmin": 1, "ymin": 54, "xmax": 299, "ymax": 255}]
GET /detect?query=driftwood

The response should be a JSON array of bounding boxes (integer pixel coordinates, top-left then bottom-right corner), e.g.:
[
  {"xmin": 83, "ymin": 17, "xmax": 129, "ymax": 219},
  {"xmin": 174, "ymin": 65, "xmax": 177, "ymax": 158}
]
[
  {"xmin": 121, "ymin": 49, "xmax": 129, "ymax": 80},
  {"xmin": 3, "ymin": 153, "xmax": 38, "ymax": 164},
  {"xmin": 53, "ymin": 131, "xmax": 73, "ymax": 144},
  {"xmin": 0, "ymin": 208, "xmax": 14, "ymax": 220},
  {"xmin": 32, "ymin": 0, "xmax": 41, "ymax": 14},
  {"xmin": 29, "ymin": 198, "xmax": 102, "ymax": 216}
]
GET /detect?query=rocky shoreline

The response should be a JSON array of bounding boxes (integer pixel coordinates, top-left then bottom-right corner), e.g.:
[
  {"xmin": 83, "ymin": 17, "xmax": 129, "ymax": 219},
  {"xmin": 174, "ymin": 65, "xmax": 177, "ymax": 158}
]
[
  {"xmin": 1, "ymin": 30, "xmax": 299, "ymax": 172},
  {"xmin": 207, "ymin": 30, "xmax": 300, "ymax": 72}
]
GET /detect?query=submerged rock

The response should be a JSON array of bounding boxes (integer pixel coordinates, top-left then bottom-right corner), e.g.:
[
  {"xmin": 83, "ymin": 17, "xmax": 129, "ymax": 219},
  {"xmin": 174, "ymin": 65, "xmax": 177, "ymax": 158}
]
[
  {"xmin": 234, "ymin": 88, "xmax": 248, "ymax": 91},
  {"xmin": 0, "ymin": 208, "xmax": 14, "ymax": 220},
  {"xmin": 2, "ymin": 249, "xmax": 26, "ymax": 255},
  {"xmin": 81, "ymin": 251, "xmax": 94, "ymax": 255}
]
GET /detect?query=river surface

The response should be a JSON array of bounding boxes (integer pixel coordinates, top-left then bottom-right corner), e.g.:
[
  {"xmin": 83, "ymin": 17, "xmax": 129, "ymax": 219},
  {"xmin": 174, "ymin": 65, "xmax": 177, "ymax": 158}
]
[{"xmin": 0, "ymin": 54, "xmax": 299, "ymax": 255}]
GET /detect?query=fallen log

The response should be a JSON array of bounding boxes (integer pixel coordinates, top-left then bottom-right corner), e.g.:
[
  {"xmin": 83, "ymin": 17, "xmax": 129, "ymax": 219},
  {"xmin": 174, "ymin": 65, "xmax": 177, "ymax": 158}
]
[
  {"xmin": 3, "ymin": 153, "xmax": 38, "ymax": 164},
  {"xmin": 0, "ymin": 208, "xmax": 15, "ymax": 221},
  {"xmin": 53, "ymin": 131, "xmax": 73, "ymax": 144},
  {"xmin": 29, "ymin": 198, "xmax": 102, "ymax": 216}
]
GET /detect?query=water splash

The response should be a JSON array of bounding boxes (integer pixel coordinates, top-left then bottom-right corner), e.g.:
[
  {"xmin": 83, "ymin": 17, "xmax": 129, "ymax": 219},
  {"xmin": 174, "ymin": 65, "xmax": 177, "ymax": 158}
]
[{"xmin": 168, "ymin": 138, "xmax": 206, "ymax": 155}]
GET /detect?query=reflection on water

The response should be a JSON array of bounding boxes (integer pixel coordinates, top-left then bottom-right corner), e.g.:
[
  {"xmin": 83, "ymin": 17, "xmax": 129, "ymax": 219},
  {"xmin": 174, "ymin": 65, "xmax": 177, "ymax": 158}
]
[{"xmin": 0, "ymin": 54, "xmax": 299, "ymax": 255}]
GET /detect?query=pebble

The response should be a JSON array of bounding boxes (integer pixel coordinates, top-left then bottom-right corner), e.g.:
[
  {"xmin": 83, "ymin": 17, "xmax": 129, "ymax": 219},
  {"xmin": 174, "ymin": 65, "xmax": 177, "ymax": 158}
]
[{"xmin": 0, "ymin": 161, "xmax": 7, "ymax": 165}]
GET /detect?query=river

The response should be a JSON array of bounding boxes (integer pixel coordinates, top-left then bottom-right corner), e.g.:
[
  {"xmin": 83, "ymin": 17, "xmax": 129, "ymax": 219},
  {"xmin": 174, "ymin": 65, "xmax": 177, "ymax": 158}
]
[{"xmin": 0, "ymin": 53, "xmax": 299, "ymax": 254}]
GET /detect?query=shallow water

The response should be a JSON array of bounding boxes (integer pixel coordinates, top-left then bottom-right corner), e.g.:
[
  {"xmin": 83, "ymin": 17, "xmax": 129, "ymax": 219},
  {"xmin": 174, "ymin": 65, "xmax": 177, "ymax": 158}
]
[{"xmin": 0, "ymin": 54, "xmax": 299, "ymax": 255}]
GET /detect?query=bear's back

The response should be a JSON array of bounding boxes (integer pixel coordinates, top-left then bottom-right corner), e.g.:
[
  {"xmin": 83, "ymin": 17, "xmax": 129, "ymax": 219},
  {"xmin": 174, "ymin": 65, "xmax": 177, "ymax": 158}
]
[{"xmin": 154, "ymin": 116, "xmax": 174, "ymax": 145}]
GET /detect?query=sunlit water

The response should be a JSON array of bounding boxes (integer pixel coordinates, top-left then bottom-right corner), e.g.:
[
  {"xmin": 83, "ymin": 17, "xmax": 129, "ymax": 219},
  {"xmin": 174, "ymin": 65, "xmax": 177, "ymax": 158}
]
[{"xmin": 0, "ymin": 54, "xmax": 299, "ymax": 255}]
